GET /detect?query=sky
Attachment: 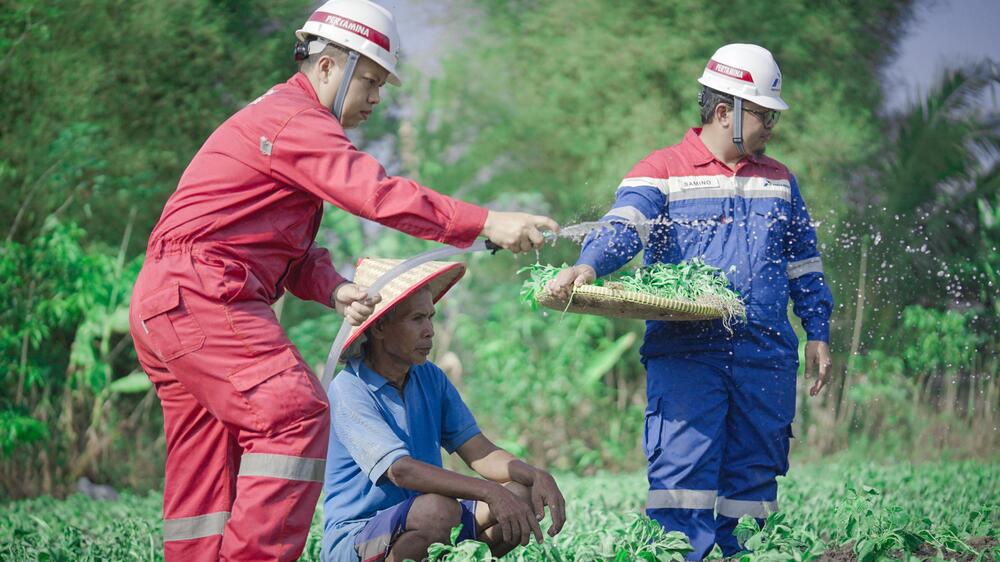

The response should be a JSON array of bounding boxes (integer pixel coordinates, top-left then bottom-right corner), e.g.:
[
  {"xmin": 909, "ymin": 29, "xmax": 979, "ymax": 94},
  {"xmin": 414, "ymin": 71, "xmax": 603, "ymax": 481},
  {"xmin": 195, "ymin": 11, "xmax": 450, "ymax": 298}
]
[
  {"xmin": 381, "ymin": 0, "xmax": 1000, "ymax": 112},
  {"xmin": 882, "ymin": 0, "xmax": 1000, "ymax": 109},
  {"xmin": 375, "ymin": 0, "xmax": 463, "ymax": 78}
]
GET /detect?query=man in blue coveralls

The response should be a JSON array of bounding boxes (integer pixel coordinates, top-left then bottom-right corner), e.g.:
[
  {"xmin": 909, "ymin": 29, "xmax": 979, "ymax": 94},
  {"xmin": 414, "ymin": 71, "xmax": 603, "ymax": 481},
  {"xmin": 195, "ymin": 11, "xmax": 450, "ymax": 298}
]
[
  {"xmin": 322, "ymin": 258, "xmax": 565, "ymax": 562},
  {"xmin": 548, "ymin": 44, "xmax": 834, "ymax": 559}
]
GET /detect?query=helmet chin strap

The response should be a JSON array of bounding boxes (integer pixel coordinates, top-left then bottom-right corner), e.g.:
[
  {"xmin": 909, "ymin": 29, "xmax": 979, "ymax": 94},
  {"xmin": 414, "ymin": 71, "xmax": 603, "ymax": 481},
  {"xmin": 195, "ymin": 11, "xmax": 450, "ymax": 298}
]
[
  {"xmin": 331, "ymin": 50, "xmax": 360, "ymax": 122},
  {"xmin": 732, "ymin": 96, "xmax": 746, "ymax": 156}
]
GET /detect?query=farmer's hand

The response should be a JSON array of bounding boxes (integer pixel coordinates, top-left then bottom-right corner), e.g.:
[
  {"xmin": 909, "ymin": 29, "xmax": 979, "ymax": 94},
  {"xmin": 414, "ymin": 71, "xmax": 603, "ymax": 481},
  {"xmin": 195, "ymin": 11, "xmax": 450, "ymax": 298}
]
[
  {"xmin": 529, "ymin": 469, "xmax": 566, "ymax": 537},
  {"xmin": 332, "ymin": 282, "xmax": 381, "ymax": 326},
  {"xmin": 805, "ymin": 341, "xmax": 833, "ymax": 397},
  {"xmin": 546, "ymin": 264, "xmax": 596, "ymax": 300},
  {"xmin": 482, "ymin": 211, "xmax": 560, "ymax": 253},
  {"xmin": 485, "ymin": 482, "xmax": 544, "ymax": 546}
]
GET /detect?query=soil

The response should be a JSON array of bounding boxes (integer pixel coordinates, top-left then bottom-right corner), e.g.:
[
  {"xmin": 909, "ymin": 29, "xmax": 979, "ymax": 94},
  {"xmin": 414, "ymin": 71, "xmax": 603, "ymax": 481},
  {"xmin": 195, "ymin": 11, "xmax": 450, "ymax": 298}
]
[{"xmin": 812, "ymin": 537, "xmax": 997, "ymax": 561}]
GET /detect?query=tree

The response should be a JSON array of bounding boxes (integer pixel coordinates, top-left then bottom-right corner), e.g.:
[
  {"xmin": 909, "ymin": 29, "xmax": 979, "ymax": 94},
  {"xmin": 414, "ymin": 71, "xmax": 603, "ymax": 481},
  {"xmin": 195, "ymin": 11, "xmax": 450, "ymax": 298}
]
[
  {"xmin": 847, "ymin": 61, "xmax": 1000, "ymax": 338},
  {"xmin": 0, "ymin": 0, "xmax": 318, "ymax": 498}
]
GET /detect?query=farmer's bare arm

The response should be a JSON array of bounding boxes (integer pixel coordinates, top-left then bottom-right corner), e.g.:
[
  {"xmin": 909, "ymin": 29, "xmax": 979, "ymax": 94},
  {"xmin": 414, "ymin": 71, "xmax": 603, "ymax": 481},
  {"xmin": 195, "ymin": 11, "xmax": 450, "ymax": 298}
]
[
  {"xmin": 386, "ymin": 456, "xmax": 543, "ymax": 545},
  {"xmin": 386, "ymin": 455, "xmax": 496, "ymax": 501},
  {"xmin": 455, "ymin": 433, "xmax": 528, "ymax": 483},
  {"xmin": 457, "ymin": 434, "xmax": 566, "ymax": 536}
]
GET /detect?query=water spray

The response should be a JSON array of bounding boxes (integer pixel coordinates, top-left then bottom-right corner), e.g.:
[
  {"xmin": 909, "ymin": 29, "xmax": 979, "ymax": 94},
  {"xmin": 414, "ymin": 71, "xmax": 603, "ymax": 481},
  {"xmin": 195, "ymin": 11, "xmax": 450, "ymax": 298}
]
[{"xmin": 319, "ymin": 219, "xmax": 670, "ymax": 390}]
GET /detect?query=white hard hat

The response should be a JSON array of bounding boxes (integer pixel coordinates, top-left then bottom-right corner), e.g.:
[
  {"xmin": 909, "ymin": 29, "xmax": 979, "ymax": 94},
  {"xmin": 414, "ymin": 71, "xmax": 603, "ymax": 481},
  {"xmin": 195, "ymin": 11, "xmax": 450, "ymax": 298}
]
[
  {"xmin": 296, "ymin": 0, "xmax": 402, "ymax": 86},
  {"xmin": 697, "ymin": 43, "xmax": 787, "ymax": 111}
]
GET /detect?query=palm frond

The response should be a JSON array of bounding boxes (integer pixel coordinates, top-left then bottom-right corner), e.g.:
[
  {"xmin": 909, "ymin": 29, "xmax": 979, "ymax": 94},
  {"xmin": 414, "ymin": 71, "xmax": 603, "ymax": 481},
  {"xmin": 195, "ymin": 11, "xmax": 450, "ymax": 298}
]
[{"xmin": 878, "ymin": 59, "xmax": 1000, "ymax": 215}]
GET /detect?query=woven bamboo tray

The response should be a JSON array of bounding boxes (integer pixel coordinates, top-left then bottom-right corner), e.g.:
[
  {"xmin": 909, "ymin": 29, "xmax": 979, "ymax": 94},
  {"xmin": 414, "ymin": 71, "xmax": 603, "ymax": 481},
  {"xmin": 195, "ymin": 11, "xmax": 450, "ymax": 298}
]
[{"xmin": 536, "ymin": 282, "xmax": 725, "ymax": 321}]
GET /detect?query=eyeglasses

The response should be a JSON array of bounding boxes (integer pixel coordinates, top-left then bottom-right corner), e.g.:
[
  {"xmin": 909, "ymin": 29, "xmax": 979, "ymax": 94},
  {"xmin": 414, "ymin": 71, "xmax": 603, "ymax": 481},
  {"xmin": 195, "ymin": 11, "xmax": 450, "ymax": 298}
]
[{"xmin": 741, "ymin": 105, "xmax": 780, "ymax": 129}]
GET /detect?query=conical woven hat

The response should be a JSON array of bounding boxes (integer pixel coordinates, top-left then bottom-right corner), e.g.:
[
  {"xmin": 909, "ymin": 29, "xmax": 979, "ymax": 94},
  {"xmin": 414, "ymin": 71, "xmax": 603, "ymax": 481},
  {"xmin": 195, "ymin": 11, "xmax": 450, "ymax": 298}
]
[{"xmin": 341, "ymin": 258, "xmax": 466, "ymax": 357}]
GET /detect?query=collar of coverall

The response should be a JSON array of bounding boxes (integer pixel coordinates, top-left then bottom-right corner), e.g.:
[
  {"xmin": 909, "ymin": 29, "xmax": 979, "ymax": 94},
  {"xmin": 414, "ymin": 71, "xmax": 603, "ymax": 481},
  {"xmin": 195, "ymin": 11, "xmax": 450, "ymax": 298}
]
[
  {"xmin": 289, "ymin": 69, "xmax": 357, "ymax": 123},
  {"xmin": 291, "ymin": 72, "xmax": 324, "ymax": 107},
  {"xmin": 687, "ymin": 127, "xmax": 778, "ymax": 170}
]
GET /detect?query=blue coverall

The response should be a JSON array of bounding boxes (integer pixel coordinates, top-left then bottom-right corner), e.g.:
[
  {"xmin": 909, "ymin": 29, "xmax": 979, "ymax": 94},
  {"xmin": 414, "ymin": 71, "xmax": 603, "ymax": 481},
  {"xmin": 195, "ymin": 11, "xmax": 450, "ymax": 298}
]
[{"xmin": 577, "ymin": 128, "xmax": 834, "ymax": 558}]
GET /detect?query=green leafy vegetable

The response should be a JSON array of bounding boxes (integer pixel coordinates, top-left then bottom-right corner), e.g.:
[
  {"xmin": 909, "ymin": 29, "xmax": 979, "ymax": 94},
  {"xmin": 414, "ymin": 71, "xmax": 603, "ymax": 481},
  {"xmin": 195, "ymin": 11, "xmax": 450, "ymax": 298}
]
[{"xmin": 519, "ymin": 260, "xmax": 746, "ymax": 326}]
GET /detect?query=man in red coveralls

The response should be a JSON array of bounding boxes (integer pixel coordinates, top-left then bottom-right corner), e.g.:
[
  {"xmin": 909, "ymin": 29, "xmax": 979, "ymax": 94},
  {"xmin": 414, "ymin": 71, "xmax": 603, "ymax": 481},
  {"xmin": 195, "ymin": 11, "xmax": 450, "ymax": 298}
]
[{"xmin": 128, "ymin": 1, "xmax": 558, "ymax": 560}]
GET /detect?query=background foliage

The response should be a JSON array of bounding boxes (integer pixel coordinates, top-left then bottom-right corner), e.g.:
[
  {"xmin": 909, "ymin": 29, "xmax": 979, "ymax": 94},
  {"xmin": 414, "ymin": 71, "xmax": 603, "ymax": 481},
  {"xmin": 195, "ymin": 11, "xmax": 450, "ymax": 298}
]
[
  {"xmin": 0, "ymin": 0, "xmax": 314, "ymax": 497},
  {"xmin": 1, "ymin": 0, "xmax": 998, "ymax": 504}
]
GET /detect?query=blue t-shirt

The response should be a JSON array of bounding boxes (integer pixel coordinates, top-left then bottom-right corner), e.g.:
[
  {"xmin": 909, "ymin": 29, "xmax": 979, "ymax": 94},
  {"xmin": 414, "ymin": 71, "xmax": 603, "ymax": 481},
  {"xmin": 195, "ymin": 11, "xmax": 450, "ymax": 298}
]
[{"xmin": 321, "ymin": 359, "xmax": 481, "ymax": 562}]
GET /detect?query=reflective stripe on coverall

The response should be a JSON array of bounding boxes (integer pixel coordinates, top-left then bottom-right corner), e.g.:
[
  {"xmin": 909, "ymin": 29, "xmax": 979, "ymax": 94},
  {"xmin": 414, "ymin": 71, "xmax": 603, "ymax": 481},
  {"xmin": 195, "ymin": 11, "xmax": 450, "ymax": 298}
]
[
  {"xmin": 577, "ymin": 128, "xmax": 833, "ymax": 559},
  {"xmin": 129, "ymin": 73, "xmax": 487, "ymax": 561}
]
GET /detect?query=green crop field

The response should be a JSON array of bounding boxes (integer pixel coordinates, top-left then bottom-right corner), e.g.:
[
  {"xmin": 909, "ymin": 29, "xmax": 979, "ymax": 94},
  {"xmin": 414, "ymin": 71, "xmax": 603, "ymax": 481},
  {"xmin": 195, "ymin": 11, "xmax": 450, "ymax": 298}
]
[{"xmin": 2, "ymin": 458, "xmax": 997, "ymax": 561}]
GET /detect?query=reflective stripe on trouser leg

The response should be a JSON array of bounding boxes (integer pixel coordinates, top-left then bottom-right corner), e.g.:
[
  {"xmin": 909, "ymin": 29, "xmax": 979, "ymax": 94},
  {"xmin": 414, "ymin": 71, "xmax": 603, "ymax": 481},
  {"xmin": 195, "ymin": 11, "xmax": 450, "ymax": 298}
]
[
  {"xmin": 238, "ymin": 453, "xmax": 325, "ymax": 482},
  {"xmin": 715, "ymin": 496, "xmax": 781, "ymax": 556},
  {"xmin": 647, "ymin": 489, "xmax": 717, "ymax": 510},
  {"xmin": 716, "ymin": 497, "xmax": 779, "ymax": 519},
  {"xmin": 644, "ymin": 353, "xmax": 732, "ymax": 561},
  {"xmin": 163, "ymin": 512, "xmax": 231, "ymax": 541},
  {"xmin": 646, "ymin": 488, "xmax": 718, "ymax": 558}
]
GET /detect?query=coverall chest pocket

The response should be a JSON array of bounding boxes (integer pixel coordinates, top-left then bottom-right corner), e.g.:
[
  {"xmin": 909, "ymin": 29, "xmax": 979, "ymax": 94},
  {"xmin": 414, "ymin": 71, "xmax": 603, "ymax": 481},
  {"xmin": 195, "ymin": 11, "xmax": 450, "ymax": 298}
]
[
  {"xmin": 139, "ymin": 283, "xmax": 206, "ymax": 362},
  {"xmin": 228, "ymin": 347, "xmax": 327, "ymax": 436},
  {"xmin": 667, "ymin": 202, "xmax": 726, "ymax": 259},
  {"xmin": 750, "ymin": 202, "xmax": 789, "ymax": 262}
]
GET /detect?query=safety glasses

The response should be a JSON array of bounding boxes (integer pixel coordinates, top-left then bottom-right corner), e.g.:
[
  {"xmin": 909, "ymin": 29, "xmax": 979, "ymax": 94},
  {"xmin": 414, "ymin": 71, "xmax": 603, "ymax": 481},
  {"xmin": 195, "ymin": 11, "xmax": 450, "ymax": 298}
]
[{"xmin": 742, "ymin": 105, "xmax": 780, "ymax": 129}]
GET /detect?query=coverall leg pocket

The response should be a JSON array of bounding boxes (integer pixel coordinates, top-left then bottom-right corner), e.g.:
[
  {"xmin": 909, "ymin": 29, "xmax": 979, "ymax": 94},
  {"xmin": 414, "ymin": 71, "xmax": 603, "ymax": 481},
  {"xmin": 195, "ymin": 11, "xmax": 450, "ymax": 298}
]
[
  {"xmin": 228, "ymin": 347, "xmax": 328, "ymax": 436},
  {"xmin": 643, "ymin": 397, "xmax": 663, "ymax": 463},
  {"xmin": 139, "ymin": 282, "xmax": 206, "ymax": 362}
]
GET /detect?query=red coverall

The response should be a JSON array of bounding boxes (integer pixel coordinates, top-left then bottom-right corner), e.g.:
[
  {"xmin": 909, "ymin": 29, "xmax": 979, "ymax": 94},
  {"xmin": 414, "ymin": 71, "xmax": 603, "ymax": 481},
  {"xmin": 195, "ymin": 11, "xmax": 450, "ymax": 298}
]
[{"xmin": 128, "ymin": 72, "xmax": 487, "ymax": 561}]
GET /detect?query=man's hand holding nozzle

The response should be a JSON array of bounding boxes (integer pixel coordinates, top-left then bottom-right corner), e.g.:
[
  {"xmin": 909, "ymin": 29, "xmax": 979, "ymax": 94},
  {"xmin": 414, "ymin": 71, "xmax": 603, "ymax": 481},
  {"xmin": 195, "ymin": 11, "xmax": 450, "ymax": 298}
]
[{"xmin": 482, "ymin": 211, "xmax": 560, "ymax": 253}]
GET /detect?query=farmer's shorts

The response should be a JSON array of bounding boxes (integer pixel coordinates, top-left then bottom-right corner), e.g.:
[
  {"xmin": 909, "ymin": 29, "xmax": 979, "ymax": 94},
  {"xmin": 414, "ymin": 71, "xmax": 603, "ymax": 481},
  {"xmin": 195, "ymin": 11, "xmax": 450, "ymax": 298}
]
[{"xmin": 354, "ymin": 496, "xmax": 478, "ymax": 561}]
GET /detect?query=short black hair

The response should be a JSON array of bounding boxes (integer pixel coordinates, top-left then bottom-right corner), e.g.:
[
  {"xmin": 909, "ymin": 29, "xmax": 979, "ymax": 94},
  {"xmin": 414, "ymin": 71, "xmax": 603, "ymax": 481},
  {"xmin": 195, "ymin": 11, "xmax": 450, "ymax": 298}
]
[{"xmin": 699, "ymin": 86, "xmax": 734, "ymax": 125}]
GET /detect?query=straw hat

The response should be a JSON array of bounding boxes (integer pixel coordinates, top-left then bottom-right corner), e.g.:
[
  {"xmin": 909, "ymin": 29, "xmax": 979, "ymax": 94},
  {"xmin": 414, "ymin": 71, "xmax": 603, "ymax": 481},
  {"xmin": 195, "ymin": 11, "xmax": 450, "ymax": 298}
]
[{"xmin": 341, "ymin": 258, "xmax": 466, "ymax": 360}]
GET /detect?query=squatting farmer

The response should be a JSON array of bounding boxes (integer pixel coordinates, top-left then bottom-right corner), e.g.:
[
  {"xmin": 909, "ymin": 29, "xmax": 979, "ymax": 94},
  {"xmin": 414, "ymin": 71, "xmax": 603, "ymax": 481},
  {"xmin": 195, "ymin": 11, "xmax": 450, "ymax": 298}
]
[
  {"xmin": 548, "ymin": 43, "xmax": 835, "ymax": 559},
  {"xmin": 321, "ymin": 258, "xmax": 565, "ymax": 562},
  {"xmin": 128, "ymin": 0, "xmax": 557, "ymax": 560}
]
